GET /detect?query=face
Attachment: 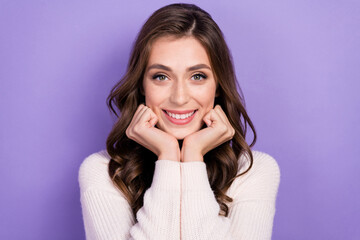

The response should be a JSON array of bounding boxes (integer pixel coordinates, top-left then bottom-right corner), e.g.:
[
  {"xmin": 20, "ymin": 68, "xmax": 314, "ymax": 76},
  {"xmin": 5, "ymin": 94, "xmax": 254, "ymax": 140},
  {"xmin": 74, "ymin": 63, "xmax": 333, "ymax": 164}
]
[{"xmin": 143, "ymin": 36, "xmax": 217, "ymax": 140}]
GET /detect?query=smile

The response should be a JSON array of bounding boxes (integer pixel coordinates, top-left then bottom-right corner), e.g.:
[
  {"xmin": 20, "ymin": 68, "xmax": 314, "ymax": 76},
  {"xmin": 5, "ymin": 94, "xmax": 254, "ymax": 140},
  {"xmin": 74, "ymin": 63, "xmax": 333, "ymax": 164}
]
[
  {"xmin": 165, "ymin": 110, "xmax": 195, "ymax": 119},
  {"xmin": 162, "ymin": 109, "xmax": 197, "ymax": 125}
]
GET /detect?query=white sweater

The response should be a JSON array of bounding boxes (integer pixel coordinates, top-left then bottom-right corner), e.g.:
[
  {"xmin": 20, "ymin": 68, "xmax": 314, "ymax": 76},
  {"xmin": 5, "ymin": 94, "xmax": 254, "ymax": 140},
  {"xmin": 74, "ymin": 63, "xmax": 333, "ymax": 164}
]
[{"xmin": 78, "ymin": 150, "xmax": 280, "ymax": 240}]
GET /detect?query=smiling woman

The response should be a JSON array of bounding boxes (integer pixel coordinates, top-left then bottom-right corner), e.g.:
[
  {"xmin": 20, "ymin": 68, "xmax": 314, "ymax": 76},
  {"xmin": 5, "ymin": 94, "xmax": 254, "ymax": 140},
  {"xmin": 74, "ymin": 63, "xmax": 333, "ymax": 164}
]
[
  {"xmin": 78, "ymin": 3, "xmax": 280, "ymax": 240},
  {"xmin": 143, "ymin": 36, "xmax": 217, "ymax": 140}
]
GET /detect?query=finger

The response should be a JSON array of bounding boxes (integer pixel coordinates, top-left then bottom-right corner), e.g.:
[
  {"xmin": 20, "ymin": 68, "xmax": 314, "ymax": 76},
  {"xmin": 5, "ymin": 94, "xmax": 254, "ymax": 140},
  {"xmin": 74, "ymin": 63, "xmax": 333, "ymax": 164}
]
[
  {"xmin": 148, "ymin": 114, "xmax": 158, "ymax": 127},
  {"xmin": 214, "ymin": 105, "xmax": 230, "ymax": 125},
  {"xmin": 214, "ymin": 105, "xmax": 235, "ymax": 138},
  {"xmin": 128, "ymin": 105, "xmax": 144, "ymax": 130},
  {"xmin": 138, "ymin": 107, "xmax": 158, "ymax": 127},
  {"xmin": 127, "ymin": 105, "xmax": 145, "ymax": 136},
  {"xmin": 206, "ymin": 107, "xmax": 232, "ymax": 137},
  {"xmin": 203, "ymin": 109, "xmax": 219, "ymax": 127},
  {"xmin": 131, "ymin": 104, "xmax": 145, "ymax": 122},
  {"xmin": 145, "ymin": 108, "xmax": 159, "ymax": 127},
  {"xmin": 202, "ymin": 109, "xmax": 212, "ymax": 127},
  {"xmin": 133, "ymin": 104, "xmax": 148, "ymax": 124}
]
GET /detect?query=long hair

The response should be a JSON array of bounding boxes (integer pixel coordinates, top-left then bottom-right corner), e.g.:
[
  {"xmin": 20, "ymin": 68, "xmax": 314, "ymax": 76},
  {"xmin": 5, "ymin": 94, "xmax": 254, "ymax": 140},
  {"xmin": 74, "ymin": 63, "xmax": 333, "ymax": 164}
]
[{"xmin": 106, "ymin": 3, "xmax": 256, "ymax": 218}]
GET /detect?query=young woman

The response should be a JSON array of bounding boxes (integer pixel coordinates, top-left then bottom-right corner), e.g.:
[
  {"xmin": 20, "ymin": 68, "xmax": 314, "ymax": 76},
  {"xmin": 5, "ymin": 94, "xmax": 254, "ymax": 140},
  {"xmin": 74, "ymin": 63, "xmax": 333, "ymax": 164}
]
[{"xmin": 79, "ymin": 3, "xmax": 280, "ymax": 240}]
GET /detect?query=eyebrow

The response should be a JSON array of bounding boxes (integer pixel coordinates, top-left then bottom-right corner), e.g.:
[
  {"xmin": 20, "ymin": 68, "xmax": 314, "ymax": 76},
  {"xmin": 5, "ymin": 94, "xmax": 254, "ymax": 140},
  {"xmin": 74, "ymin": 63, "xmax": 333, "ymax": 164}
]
[{"xmin": 146, "ymin": 63, "xmax": 211, "ymax": 72}]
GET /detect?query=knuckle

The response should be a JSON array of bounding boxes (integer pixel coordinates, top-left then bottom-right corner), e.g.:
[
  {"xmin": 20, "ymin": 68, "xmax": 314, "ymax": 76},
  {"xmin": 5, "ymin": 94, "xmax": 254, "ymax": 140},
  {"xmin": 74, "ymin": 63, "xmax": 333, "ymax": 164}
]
[
  {"xmin": 125, "ymin": 128, "xmax": 132, "ymax": 138},
  {"xmin": 230, "ymin": 128, "xmax": 235, "ymax": 138}
]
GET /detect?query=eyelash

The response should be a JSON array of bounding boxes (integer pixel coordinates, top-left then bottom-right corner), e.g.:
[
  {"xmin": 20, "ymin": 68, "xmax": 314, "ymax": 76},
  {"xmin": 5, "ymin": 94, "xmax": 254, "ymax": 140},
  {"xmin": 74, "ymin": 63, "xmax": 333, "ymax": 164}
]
[{"xmin": 152, "ymin": 73, "xmax": 207, "ymax": 81}]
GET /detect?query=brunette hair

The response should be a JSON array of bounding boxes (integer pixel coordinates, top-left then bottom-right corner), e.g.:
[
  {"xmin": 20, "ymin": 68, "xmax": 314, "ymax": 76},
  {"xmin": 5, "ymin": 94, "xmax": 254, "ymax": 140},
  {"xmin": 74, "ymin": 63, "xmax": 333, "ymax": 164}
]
[{"xmin": 106, "ymin": 3, "xmax": 256, "ymax": 218}]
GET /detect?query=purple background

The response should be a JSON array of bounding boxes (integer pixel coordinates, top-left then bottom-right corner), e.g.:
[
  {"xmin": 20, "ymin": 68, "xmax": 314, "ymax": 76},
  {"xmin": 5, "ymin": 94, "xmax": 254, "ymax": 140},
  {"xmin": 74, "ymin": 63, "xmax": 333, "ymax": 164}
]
[{"xmin": 1, "ymin": 0, "xmax": 359, "ymax": 239}]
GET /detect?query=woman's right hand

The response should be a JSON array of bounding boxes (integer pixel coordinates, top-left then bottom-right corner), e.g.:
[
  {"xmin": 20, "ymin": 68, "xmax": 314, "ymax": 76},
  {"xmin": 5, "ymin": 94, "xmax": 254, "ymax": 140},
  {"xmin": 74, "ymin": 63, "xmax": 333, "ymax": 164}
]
[{"xmin": 126, "ymin": 104, "xmax": 180, "ymax": 162}]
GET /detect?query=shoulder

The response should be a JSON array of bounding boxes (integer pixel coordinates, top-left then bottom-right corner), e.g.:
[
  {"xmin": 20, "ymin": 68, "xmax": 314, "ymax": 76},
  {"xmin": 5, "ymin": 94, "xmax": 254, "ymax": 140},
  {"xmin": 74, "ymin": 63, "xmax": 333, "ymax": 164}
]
[
  {"xmin": 245, "ymin": 150, "xmax": 280, "ymax": 179},
  {"xmin": 227, "ymin": 150, "xmax": 281, "ymax": 202},
  {"xmin": 78, "ymin": 150, "xmax": 119, "ymax": 194}
]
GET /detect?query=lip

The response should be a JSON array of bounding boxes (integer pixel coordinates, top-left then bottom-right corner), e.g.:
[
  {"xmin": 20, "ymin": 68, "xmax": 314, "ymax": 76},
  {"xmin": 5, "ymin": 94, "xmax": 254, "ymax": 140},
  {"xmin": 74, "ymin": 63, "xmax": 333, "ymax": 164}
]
[
  {"xmin": 162, "ymin": 109, "xmax": 197, "ymax": 125},
  {"xmin": 163, "ymin": 109, "xmax": 197, "ymax": 114}
]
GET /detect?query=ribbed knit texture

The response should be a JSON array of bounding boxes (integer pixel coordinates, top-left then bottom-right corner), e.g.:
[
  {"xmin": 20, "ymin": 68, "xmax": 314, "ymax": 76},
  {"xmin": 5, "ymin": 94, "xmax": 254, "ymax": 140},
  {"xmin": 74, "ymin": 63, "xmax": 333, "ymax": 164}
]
[{"xmin": 78, "ymin": 150, "xmax": 280, "ymax": 240}]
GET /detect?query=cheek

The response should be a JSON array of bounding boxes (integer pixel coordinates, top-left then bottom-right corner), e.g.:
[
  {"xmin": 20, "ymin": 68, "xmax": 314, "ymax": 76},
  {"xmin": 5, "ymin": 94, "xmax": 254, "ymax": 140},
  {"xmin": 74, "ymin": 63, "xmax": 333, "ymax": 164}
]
[
  {"xmin": 144, "ymin": 84, "xmax": 159, "ymax": 104},
  {"xmin": 145, "ymin": 89, "xmax": 166, "ymax": 113},
  {"xmin": 196, "ymin": 86, "xmax": 216, "ymax": 109}
]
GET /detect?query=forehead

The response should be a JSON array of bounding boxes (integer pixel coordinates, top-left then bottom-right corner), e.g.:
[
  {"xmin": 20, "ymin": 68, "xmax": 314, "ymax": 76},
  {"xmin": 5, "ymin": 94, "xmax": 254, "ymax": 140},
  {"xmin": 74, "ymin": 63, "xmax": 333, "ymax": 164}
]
[{"xmin": 147, "ymin": 36, "xmax": 211, "ymax": 68}]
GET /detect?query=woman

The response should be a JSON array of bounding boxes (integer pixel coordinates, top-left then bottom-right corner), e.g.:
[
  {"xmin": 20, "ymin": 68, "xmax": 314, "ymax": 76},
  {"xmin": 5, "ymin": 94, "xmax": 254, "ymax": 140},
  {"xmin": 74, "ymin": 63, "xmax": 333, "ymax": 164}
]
[{"xmin": 79, "ymin": 3, "xmax": 280, "ymax": 240}]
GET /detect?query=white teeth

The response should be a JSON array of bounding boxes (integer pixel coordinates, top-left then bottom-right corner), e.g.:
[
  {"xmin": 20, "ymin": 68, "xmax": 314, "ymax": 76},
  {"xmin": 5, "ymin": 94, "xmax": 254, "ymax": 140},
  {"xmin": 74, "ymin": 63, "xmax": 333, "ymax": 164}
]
[{"xmin": 166, "ymin": 110, "xmax": 195, "ymax": 119}]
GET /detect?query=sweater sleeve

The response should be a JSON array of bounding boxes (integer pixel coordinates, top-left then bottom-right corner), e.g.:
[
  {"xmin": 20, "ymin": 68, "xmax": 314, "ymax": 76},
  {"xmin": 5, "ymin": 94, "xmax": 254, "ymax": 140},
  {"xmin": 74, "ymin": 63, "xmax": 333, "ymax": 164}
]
[
  {"xmin": 129, "ymin": 160, "xmax": 181, "ymax": 239},
  {"xmin": 78, "ymin": 151, "xmax": 181, "ymax": 240},
  {"xmin": 180, "ymin": 151, "xmax": 280, "ymax": 240}
]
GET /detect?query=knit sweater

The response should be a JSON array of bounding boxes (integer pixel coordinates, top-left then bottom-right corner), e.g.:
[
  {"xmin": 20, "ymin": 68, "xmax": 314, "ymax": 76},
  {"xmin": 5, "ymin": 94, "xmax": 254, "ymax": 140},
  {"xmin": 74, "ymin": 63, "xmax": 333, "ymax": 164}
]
[{"xmin": 78, "ymin": 150, "xmax": 280, "ymax": 240}]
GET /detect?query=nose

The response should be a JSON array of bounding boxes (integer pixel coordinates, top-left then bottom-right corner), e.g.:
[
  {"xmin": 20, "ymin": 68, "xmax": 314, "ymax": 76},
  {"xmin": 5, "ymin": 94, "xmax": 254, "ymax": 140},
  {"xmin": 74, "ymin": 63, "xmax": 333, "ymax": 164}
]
[{"xmin": 169, "ymin": 80, "xmax": 190, "ymax": 105}]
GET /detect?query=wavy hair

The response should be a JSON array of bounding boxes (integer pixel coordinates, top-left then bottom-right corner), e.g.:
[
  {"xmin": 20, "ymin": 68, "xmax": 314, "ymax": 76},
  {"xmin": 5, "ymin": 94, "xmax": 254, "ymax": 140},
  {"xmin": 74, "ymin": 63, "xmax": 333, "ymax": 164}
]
[{"xmin": 106, "ymin": 3, "xmax": 256, "ymax": 218}]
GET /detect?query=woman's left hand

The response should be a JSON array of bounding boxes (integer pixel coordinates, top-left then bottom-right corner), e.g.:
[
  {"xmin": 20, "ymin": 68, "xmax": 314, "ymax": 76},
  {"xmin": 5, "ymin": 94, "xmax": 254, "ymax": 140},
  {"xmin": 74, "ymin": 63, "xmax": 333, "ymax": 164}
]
[{"xmin": 181, "ymin": 105, "xmax": 235, "ymax": 162}]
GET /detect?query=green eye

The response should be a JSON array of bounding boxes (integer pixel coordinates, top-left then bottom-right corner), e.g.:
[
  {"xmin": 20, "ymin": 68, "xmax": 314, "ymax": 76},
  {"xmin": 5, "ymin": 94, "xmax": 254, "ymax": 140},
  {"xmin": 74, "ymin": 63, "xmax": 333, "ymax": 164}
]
[
  {"xmin": 192, "ymin": 73, "xmax": 207, "ymax": 81},
  {"xmin": 152, "ymin": 74, "xmax": 168, "ymax": 81}
]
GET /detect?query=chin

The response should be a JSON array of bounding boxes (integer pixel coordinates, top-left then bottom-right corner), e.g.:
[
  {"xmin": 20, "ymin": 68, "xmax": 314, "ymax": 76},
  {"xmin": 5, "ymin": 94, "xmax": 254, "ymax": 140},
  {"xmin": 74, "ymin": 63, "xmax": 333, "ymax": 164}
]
[
  {"xmin": 168, "ymin": 129, "xmax": 193, "ymax": 140},
  {"xmin": 166, "ymin": 123, "xmax": 206, "ymax": 140}
]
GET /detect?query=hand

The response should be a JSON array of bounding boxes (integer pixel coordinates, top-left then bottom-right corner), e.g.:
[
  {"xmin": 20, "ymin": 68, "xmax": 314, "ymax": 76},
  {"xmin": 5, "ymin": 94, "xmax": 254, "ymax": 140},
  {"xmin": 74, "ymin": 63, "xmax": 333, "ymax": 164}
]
[
  {"xmin": 126, "ymin": 104, "xmax": 180, "ymax": 162},
  {"xmin": 181, "ymin": 105, "xmax": 235, "ymax": 162}
]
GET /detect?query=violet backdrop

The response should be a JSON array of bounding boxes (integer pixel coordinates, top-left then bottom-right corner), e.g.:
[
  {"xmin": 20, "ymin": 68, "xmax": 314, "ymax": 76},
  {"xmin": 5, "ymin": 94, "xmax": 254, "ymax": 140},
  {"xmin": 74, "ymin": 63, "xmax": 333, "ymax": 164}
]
[{"xmin": 0, "ymin": 0, "xmax": 359, "ymax": 239}]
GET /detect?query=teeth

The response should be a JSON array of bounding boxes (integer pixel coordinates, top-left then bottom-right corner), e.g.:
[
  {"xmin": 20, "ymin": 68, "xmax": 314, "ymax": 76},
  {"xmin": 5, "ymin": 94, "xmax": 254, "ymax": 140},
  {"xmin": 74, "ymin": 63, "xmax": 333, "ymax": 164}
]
[{"xmin": 166, "ymin": 110, "xmax": 195, "ymax": 119}]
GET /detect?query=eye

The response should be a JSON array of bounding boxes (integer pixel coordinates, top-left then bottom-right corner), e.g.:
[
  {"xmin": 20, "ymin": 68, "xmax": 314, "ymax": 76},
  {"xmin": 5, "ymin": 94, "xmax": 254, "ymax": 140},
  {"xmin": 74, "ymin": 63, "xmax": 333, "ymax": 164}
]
[
  {"xmin": 191, "ymin": 73, "xmax": 207, "ymax": 81},
  {"xmin": 152, "ymin": 74, "xmax": 168, "ymax": 81}
]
